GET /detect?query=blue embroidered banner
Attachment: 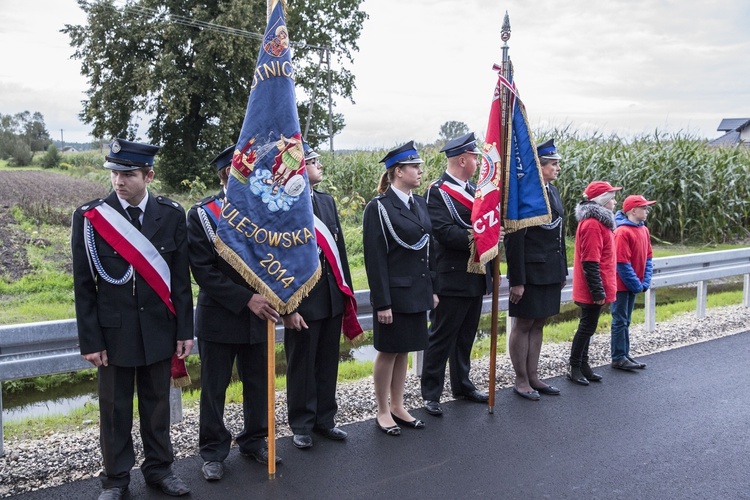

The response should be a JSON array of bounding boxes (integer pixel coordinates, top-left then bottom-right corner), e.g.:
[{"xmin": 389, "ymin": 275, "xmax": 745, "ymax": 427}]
[
  {"xmin": 215, "ymin": 0, "xmax": 320, "ymax": 313},
  {"xmin": 502, "ymin": 61, "xmax": 551, "ymax": 232}
]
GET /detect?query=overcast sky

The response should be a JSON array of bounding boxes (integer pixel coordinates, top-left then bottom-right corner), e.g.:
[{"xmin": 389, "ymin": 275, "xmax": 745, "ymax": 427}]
[{"xmin": 1, "ymin": 0, "xmax": 748, "ymax": 149}]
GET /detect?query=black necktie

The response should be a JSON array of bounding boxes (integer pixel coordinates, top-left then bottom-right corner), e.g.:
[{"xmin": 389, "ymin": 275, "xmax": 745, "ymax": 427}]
[
  {"xmin": 466, "ymin": 184, "xmax": 475, "ymax": 196},
  {"xmin": 126, "ymin": 206, "xmax": 142, "ymax": 231},
  {"xmin": 408, "ymin": 197, "xmax": 421, "ymax": 222}
]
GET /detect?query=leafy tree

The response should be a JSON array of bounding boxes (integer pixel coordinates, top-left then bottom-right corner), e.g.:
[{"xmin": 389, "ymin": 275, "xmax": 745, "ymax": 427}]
[
  {"xmin": 0, "ymin": 111, "xmax": 50, "ymax": 165},
  {"xmin": 41, "ymin": 144, "xmax": 63, "ymax": 169},
  {"xmin": 64, "ymin": 0, "xmax": 367, "ymax": 189},
  {"xmin": 438, "ymin": 120, "xmax": 470, "ymax": 143}
]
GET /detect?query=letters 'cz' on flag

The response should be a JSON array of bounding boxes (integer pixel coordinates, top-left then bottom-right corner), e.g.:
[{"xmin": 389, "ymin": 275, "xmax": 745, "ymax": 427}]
[{"xmin": 215, "ymin": 1, "xmax": 320, "ymax": 314}]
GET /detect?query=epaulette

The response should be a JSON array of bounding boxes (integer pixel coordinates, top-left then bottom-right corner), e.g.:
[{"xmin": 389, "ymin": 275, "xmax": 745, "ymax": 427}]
[
  {"xmin": 156, "ymin": 195, "xmax": 183, "ymax": 211},
  {"xmin": 77, "ymin": 198, "xmax": 105, "ymax": 214},
  {"xmin": 193, "ymin": 194, "xmax": 217, "ymax": 208},
  {"xmin": 374, "ymin": 193, "xmax": 386, "ymax": 200}
]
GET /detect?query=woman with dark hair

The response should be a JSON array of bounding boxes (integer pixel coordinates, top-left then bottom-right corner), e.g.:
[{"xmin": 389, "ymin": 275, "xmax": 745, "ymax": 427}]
[{"xmin": 363, "ymin": 141, "xmax": 437, "ymax": 436}]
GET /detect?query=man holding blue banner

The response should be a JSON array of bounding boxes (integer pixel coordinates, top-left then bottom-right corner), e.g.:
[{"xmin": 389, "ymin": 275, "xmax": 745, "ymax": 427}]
[
  {"xmin": 214, "ymin": 0, "xmax": 320, "ymax": 472},
  {"xmin": 187, "ymin": 145, "xmax": 282, "ymax": 482}
]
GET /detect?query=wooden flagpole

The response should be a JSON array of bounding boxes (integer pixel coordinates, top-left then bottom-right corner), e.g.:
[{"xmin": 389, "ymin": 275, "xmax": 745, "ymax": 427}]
[
  {"xmin": 266, "ymin": 319, "xmax": 276, "ymax": 478},
  {"xmin": 266, "ymin": 0, "xmax": 279, "ymax": 479},
  {"xmin": 488, "ymin": 12, "xmax": 512, "ymax": 414}
]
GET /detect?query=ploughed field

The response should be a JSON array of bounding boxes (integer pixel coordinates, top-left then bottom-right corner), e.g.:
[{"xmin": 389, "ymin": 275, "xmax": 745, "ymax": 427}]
[{"xmin": 0, "ymin": 171, "xmax": 108, "ymax": 281}]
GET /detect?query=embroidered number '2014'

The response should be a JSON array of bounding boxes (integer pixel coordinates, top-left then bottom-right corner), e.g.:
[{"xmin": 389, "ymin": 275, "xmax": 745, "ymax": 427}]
[{"xmin": 260, "ymin": 253, "xmax": 294, "ymax": 288}]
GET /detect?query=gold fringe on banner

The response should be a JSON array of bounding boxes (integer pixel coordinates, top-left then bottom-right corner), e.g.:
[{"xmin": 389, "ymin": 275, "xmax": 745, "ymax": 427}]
[
  {"xmin": 214, "ymin": 236, "xmax": 321, "ymax": 315},
  {"xmin": 466, "ymin": 229, "xmax": 495, "ymax": 274}
]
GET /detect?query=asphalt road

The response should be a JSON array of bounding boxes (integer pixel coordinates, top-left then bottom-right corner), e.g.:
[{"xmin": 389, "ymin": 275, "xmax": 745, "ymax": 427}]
[{"xmin": 15, "ymin": 330, "xmax": 750, "ymax": 499}]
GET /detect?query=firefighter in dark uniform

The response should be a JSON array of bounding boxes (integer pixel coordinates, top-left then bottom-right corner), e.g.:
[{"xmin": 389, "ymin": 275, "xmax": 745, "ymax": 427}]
[
  {"xmin": 71, "ymin": 138, "xmax": 193, "ymax": 499},
  {"xmin": 282, "ymin": 142, "xmax": 354, "ymax": 449},
  {"xmin": 421, "ymin": 133, "xmax": 495, "ymax": 417},
  {"xmin": 186, "ymin": 145, "xmax": 282, "ymax": 482},
  {"xmin": 363, "ymin": 141, "xmax": 437, "ymax": 436}
]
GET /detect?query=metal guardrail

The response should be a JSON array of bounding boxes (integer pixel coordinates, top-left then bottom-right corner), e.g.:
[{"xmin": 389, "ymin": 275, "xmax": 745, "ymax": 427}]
[{"xmin": 1, "ymin": 248, "xmax": 749, "ymax": 455}]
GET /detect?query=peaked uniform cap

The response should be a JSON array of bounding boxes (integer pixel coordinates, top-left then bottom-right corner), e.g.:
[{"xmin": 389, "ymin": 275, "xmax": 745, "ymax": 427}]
[
  {"xmin": 210, "ymin": 144, "xmax": 236, "ymax": 171},
  {"xmin": 537, "ymin": 138, "xmax": 562, "ymax": 160},
  {"xmin": 380, "ymin": 140, "xmax": 424, "ymax": 168},
  {"xmin": 440, "ymin": 132, "xmax": 481, "ymax": 158},
  {"xmin": 104, "ymin": 138, "xmax": 160, "ymax": 171},
  {"xmin": 303, "ymin": 141, "xmax": 320, "ymax": 161}
]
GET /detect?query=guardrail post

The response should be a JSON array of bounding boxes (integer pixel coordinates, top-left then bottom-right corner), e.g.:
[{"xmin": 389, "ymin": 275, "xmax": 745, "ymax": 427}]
[
  {"xmin": 169, "ymin": 387, "xmax": 183, "ymax": 424},
  {"xmin": 696, "ymin": 281, "xmax": 708, "ymax": 318},
  {"xmin": 412, "ymin": 350, "xmax": 424, "ymax": 377},
  {"xmin": 744, "ymin": 274, "xmax": 750, "ymax": 308},
  {"xmin": 0, "ymin": 385, "xmax": 4, "ymax": 457},
  {"xmin": 644, "ymin": 289, "xmax": 656, "ymax": 332}
]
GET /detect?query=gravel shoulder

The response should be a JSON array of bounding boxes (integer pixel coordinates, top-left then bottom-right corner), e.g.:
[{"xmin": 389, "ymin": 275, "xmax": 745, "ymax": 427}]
[{"xmin": 2, "ymin": 304, "xmax": 749, "ymax": 497}]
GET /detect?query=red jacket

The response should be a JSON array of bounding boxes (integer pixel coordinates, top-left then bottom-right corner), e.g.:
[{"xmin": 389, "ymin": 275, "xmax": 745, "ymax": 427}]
[
  {"xmin": 572, "ymin": 202, "xmax": 617, "ymax": 304},
  {"xmin": 614, "ymin": 211, "xmax": 653, "ymax": 292}
]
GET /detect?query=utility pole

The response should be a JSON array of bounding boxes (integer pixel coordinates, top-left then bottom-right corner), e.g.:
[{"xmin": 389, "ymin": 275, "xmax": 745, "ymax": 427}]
[{"xmin": 61, "ymin": 129, "xmax": 64, "ymax": 150}]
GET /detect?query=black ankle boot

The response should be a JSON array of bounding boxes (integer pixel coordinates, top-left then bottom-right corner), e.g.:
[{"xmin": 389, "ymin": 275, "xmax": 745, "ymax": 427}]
[
  {"xmin": 567, "ymin": 365, "xmax": 589, "ymax": 386},
  {"xmin": 581, "ymin": 363, "xmax": 602, "ymax": 382}
]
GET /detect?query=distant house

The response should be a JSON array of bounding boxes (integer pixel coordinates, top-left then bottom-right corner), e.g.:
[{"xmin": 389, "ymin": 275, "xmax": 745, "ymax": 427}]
[
  {"xmin": 708, "ymin": 118, "xmax": 750, "ymax": 147},
  {"xmin": 61, "ymin": 146, "xmax": 78, "ymax": 153}
]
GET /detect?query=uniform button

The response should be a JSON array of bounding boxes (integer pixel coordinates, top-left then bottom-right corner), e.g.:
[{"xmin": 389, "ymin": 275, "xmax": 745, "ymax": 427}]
[
  {"xmin": 160, "ymin": 247, "xmax": 165, "ymax": 251},
  {"xmin": 114, "ymin": 251, "xmax": 118, "ymax": 255},
  {"xmin": 421, "ymin": 274, "xmax": 425, "ymax": 277},
  {"xmin": 139, "ymin": 307, "xmax": 145, "ymax": 312},
  {"xmin": 421, "ymin": 258, "xmax": 425, "ymax": 262}
]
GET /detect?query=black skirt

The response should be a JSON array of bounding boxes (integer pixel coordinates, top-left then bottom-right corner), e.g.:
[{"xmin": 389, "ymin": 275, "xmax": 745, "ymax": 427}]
[
  {"xmin": 373, "ymin": 311, "xmax": 428, "ymax": 353},
  {"xmin": 508, "ymin": 283, "xmax": 562, "ymax": 319}
]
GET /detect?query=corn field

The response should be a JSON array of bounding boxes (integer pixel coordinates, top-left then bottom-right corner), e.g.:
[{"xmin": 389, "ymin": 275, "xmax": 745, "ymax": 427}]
[{"xmin": 318, "ymin": 131, "xmax": 750, "ymax": 245}]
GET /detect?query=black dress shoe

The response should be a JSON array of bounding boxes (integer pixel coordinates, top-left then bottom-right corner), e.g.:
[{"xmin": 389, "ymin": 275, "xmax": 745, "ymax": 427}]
[
  {"xmin": 512, "ymin": 386, "xmax": 541, "ymax": 401},
  {"xmin": 314, "ymin": 426, "xmax": 348, "ymax": 440},
  {"xmin": 147, "ymin": 474, "xmax": 190, "ymax": 496},
  {"xmin": 612, "ymin": 358, "xmax": 640, "ymax": 371},
  {"xmin": 292, "ymin": 434, "xmax": 313, "ymax": 449},
  {"xmin": 457, "ymin": 390, "xmax": 489, "ymax": 403},
  {"xmin": 202, "ymin": 460, "xmax": 224, "ymax": 481},
  {"xmin": 531, "ymin": 384, "xmax": 561, "ymax": 395},
  {"xmin": 98, "ymin": 487, "xmax": 127, "ymax": 500},
  {"xmin": 567, "ymin": 366, "xmax": 590, "ymax": 386},
  {"xmin": 424, "ymin": 400, "xmax": 443, "ymax": 416},
  {"xmin": 627, "ymin": 355, "xmax": 647, "ymax": 369},
  {"xmin": 581, "ymin": 363, "xmax": 603, "ymax": 381},
  {"xmin": 391, "ymin": 412, "xmax": 425, "ymax": 429},
  {"xmin": 375, "ymin": 417, "xmax": 401, "ymax": 436},
  {"xmin": 241, "ymin": 447, "xmax": 283, "ymax": 465}
]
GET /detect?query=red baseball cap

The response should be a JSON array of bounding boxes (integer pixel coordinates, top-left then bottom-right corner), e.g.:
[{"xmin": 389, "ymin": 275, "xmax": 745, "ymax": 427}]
[
  {"xmin": 622, "ymin": 195, "xmax": 657, "ymax": 213},
  {"xmin": 583, "ymin": 181, "xmax": 622, "ymax": 200}
]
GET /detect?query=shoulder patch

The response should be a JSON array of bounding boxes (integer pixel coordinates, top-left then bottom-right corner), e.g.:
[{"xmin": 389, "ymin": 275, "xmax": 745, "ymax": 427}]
[
  {"xmin": 156, "ymin": 196, "xmax": 184, "ymax": 211},
  {"xmin": 193, "ymin": 194, "xmax": 217, "ymax": 208},
  {"xmin": 77, "ymin": 198, "xmax": 105, "ymax": 214}
]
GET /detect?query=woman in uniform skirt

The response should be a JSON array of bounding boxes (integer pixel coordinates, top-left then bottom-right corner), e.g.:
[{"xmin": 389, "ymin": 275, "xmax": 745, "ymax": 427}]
[
  {"xmin": 363, "ymin": 141, "xmax": 437, "ymax": 436},
  {"xmin": 504, "ymin": 139, "xmax": 568, "ymax": 401}
]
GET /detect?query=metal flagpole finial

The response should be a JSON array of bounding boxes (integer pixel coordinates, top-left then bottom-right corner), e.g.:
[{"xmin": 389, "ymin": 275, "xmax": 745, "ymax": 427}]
[{"xmin": 501, "ymin": 11, "xmax": 511, "ymax": 44}]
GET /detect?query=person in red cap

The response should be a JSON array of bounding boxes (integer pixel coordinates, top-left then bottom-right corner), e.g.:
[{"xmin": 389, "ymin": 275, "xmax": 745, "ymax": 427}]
[
  {"xmin": 610, "ymin": 194, "xmax": 656, "ymax": 370},
  {"xmin": 568, "ymin": 181, "xmax": 621, "ymax": 385}
]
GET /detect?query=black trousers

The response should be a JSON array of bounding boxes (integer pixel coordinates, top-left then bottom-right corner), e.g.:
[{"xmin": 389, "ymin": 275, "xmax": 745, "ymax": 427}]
[
  {"xmin": 98, "ymin": 358, "xmax": 173, "ymax": 489},
  {"xmin": 569, "ymin": 302, "xmax": 604, "ymax": 367},
  {"xmin": 284, "ymin": 314, "xmax": 343, "ymax": 434},
  {"xmin": 420, "ymin": 295, "xmax": 483, "ymax": 401},
  {"xmin": 198, "ymin": 339, "xmax": 267, "ymax": 461}
]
